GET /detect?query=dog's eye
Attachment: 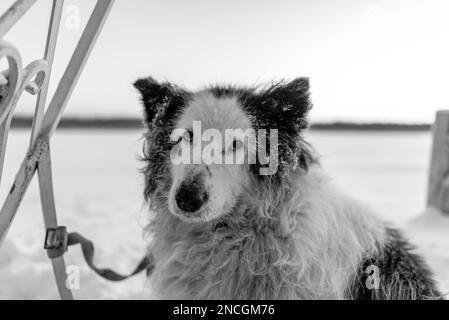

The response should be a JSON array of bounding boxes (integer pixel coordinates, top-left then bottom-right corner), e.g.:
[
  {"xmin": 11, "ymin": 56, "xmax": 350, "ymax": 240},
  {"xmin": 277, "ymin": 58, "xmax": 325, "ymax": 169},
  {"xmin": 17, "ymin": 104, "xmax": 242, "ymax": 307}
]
[{"xmin": 232, "ymin": 139, "xmax": 243, "ymax": 151}]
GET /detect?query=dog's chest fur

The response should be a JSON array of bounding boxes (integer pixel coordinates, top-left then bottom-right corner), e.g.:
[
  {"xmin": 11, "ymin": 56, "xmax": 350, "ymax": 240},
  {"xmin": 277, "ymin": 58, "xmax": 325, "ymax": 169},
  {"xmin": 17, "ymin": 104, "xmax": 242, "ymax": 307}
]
[{"xmin": 147, "ymin": 168, "xmax": 385, "ymax": 300}]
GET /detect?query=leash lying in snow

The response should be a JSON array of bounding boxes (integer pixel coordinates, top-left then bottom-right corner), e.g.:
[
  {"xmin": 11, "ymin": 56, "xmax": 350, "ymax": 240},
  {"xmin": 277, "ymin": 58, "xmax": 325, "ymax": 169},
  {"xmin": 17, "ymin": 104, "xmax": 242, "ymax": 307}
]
[{"xmin": 44, "ymin": 226, "xmax": 154, "ymax": 281}]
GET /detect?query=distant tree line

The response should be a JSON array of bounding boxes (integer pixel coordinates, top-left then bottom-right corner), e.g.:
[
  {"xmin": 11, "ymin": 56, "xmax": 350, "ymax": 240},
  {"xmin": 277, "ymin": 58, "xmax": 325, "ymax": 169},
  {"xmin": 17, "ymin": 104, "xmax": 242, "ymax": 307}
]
[{"xmin": 10, "ymin": 116, "xmax": 431, "ymax": 131}]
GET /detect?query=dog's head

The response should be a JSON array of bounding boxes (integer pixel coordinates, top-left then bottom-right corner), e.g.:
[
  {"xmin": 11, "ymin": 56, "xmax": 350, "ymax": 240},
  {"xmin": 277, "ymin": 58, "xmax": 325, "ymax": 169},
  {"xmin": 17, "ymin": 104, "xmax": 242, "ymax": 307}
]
[{"xmin": 134, "ymin": 77, "xmax": 314, "ymax": 223}]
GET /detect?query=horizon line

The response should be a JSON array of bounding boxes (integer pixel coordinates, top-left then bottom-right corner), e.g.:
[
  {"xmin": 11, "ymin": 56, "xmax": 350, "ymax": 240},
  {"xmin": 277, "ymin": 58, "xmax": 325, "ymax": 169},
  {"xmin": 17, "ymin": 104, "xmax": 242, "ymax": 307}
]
[{"xmin": 9, "ymin": 116, "xmax": 432, "ymax": 131}]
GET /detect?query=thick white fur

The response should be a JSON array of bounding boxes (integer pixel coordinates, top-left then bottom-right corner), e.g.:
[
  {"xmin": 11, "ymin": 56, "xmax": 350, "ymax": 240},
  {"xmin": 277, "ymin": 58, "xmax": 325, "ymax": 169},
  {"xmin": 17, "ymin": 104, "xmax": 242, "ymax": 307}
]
[{"xmin": 146, "ymin": 93, "xmax": 387, "ymax": 299}]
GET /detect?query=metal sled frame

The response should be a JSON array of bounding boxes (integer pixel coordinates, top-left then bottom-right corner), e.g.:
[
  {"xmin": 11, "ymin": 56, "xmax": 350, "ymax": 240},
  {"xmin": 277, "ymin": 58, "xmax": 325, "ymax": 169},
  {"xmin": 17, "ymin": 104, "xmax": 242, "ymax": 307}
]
[{"xmin": 0, "ymin": 0, "xmax": 114, "ymax": 300}]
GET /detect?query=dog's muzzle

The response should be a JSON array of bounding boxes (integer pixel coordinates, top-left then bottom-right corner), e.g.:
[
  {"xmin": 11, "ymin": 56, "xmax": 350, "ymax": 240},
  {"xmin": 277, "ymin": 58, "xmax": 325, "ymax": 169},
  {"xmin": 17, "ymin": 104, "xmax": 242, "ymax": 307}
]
[{"xmin": 175, "ymin": 174, "xmax": 208, "ymax": 213}]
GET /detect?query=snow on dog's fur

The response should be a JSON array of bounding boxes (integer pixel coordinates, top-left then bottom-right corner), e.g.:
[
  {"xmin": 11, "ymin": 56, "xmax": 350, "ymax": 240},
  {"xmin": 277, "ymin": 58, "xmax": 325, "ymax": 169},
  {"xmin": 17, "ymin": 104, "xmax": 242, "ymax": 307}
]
[{"xmin": 134, "ymin": 77, "xmax": 442, "ymax": 299}]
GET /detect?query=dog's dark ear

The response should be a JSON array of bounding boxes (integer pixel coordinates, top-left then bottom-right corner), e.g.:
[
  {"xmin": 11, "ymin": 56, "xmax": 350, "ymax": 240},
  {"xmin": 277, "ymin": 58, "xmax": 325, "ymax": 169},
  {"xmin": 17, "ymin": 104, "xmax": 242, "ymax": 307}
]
[
  {"xmin": 265, "ymin": 78, "xmax": 311, "ymax": 127},
  {"xmin": 133, "ymin": 77, "xmax": 187, "ymax": 126},
  {"xmin": 251, "ymin": 77, "xmax": 311, "ymax": 134}
]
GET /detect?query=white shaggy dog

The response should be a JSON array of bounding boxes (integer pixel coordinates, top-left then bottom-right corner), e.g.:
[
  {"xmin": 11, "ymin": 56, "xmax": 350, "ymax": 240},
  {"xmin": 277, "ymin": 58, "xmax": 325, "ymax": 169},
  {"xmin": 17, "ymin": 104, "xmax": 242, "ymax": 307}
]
[{"xmin": 134, "ymin": 77, "xmax": 441, "ymax": 300}]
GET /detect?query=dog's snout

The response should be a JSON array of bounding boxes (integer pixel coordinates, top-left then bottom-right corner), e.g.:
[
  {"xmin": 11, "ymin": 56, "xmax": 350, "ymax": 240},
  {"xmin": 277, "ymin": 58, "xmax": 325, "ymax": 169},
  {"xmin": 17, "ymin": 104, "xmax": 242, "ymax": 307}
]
[{"xmin": 175, "ymin": 176, "xmax": 208, "ymax": 213}]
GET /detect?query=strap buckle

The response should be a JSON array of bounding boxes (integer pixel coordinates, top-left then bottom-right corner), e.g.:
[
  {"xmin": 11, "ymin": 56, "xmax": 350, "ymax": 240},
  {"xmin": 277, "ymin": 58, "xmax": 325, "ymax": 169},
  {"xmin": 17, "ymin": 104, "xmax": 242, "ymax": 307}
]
[{"xmin": 44, "ymin": 226, "xmax": 69, "ymax": 259}]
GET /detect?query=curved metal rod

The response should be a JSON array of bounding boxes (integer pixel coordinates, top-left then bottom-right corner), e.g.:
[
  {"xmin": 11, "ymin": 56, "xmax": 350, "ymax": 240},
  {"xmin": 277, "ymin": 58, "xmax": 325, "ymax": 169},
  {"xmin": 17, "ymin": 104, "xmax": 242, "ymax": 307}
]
[
  {"xmin": 0, "ymin": 41, "xmax": 23, "ymax": 124},
  {"xmin": 0, "ymin": 58, "xmax": 48, "ymax": 183}
]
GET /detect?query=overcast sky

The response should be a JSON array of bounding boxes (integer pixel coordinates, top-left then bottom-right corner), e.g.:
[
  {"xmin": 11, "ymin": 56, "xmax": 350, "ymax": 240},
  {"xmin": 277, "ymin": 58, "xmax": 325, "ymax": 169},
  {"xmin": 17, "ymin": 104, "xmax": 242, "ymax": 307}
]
[{"xmin": 1, "ymin": 0, "xmax": 449, "ymax": 123}]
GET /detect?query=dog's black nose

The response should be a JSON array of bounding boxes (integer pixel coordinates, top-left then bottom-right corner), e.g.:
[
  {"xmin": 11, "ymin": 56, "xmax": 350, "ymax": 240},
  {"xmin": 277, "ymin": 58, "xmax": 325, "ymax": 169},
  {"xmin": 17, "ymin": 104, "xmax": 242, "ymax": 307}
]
[{"xmin": 175, "ymin": 177, "xmax": 208, "ymax": 213}]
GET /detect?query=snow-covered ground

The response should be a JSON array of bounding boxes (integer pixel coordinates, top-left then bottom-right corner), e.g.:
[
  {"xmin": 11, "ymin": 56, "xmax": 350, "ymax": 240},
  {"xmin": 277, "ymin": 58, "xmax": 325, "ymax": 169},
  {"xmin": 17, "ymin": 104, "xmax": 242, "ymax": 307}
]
[
  {"xmin": 405, "ymin": 207, "xmax": 449, "ymax": 296},
  {"xmin": 0, "ymin": 129, "xmax": 447, "ymax": 299}
]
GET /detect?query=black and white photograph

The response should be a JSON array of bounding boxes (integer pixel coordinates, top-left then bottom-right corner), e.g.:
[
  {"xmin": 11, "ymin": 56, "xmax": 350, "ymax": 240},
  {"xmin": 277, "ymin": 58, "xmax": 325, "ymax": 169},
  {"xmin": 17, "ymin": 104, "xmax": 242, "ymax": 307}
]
[{"xmin": 0, "ymin": 0, "xmax": 448, "ymax": 306}]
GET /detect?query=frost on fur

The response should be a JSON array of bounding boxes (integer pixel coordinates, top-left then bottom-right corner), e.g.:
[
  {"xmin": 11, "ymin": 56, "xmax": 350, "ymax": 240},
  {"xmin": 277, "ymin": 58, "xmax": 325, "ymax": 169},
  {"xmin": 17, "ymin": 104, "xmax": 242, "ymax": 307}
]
[
  {"xmin": 134, "ymin": 77, "xmax": 441, "ymax": 300},
  {"xmin": 133, "ymin": 77, "xmax": 189, "ymax": 128}
]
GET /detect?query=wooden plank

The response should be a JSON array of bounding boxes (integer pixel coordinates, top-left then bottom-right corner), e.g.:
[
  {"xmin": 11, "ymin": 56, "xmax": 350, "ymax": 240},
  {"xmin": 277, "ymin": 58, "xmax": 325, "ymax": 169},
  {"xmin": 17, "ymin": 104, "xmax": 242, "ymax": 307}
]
[
  {"xmin": 33, "ymin": 0, "xmax": 73, "ymax": 300},
  {"xmin": 30, "ymin": 0, "xmax": 64, "ymax": 145},
  {"xmin": 51, "ymin": 257, "xmax": 73, "ymax": 300},
  {"xmin": 0, "ymin": 0, "xmax": 37, "ymax": 38},
  {"xmin": 0, "ymin": 0, "xmax": 114, "ymax": 245},
  {"xmin": 0, "ymin": 0, "xmax": 114, "ymax": 300},
  {"xmin": 39, "ymin": 0, "xmax": 115, "ymax": 138},
  {"xmin": 38, "ymin": 147, "xmax": 74, "ymax": 300},
  {"xmin": 427, "ymin": 110, "xmax": 449, "ymax": 213},
  {"xmin": 0, "ymin": 114, "xmax": 13, "ymax": 184},
  {"xmin": 0, "ymin": 137, "xmax": 48, "ymax": 242}
]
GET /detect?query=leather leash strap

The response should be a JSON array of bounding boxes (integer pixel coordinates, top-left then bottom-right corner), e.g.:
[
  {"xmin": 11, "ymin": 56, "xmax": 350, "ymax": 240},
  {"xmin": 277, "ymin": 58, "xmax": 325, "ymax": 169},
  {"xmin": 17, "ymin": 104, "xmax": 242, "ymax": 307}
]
[{"xmin": 44, "ymin": 226, "xmax": 154, "ymax": 281}]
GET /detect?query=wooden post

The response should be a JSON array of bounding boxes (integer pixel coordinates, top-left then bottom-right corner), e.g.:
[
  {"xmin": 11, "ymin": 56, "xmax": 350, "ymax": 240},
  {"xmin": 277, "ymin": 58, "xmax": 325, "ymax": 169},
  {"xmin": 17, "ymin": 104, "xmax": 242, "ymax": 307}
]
[{"xmin": 427, "ymin": 110, "xmax": 449, "ymax": 213}]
